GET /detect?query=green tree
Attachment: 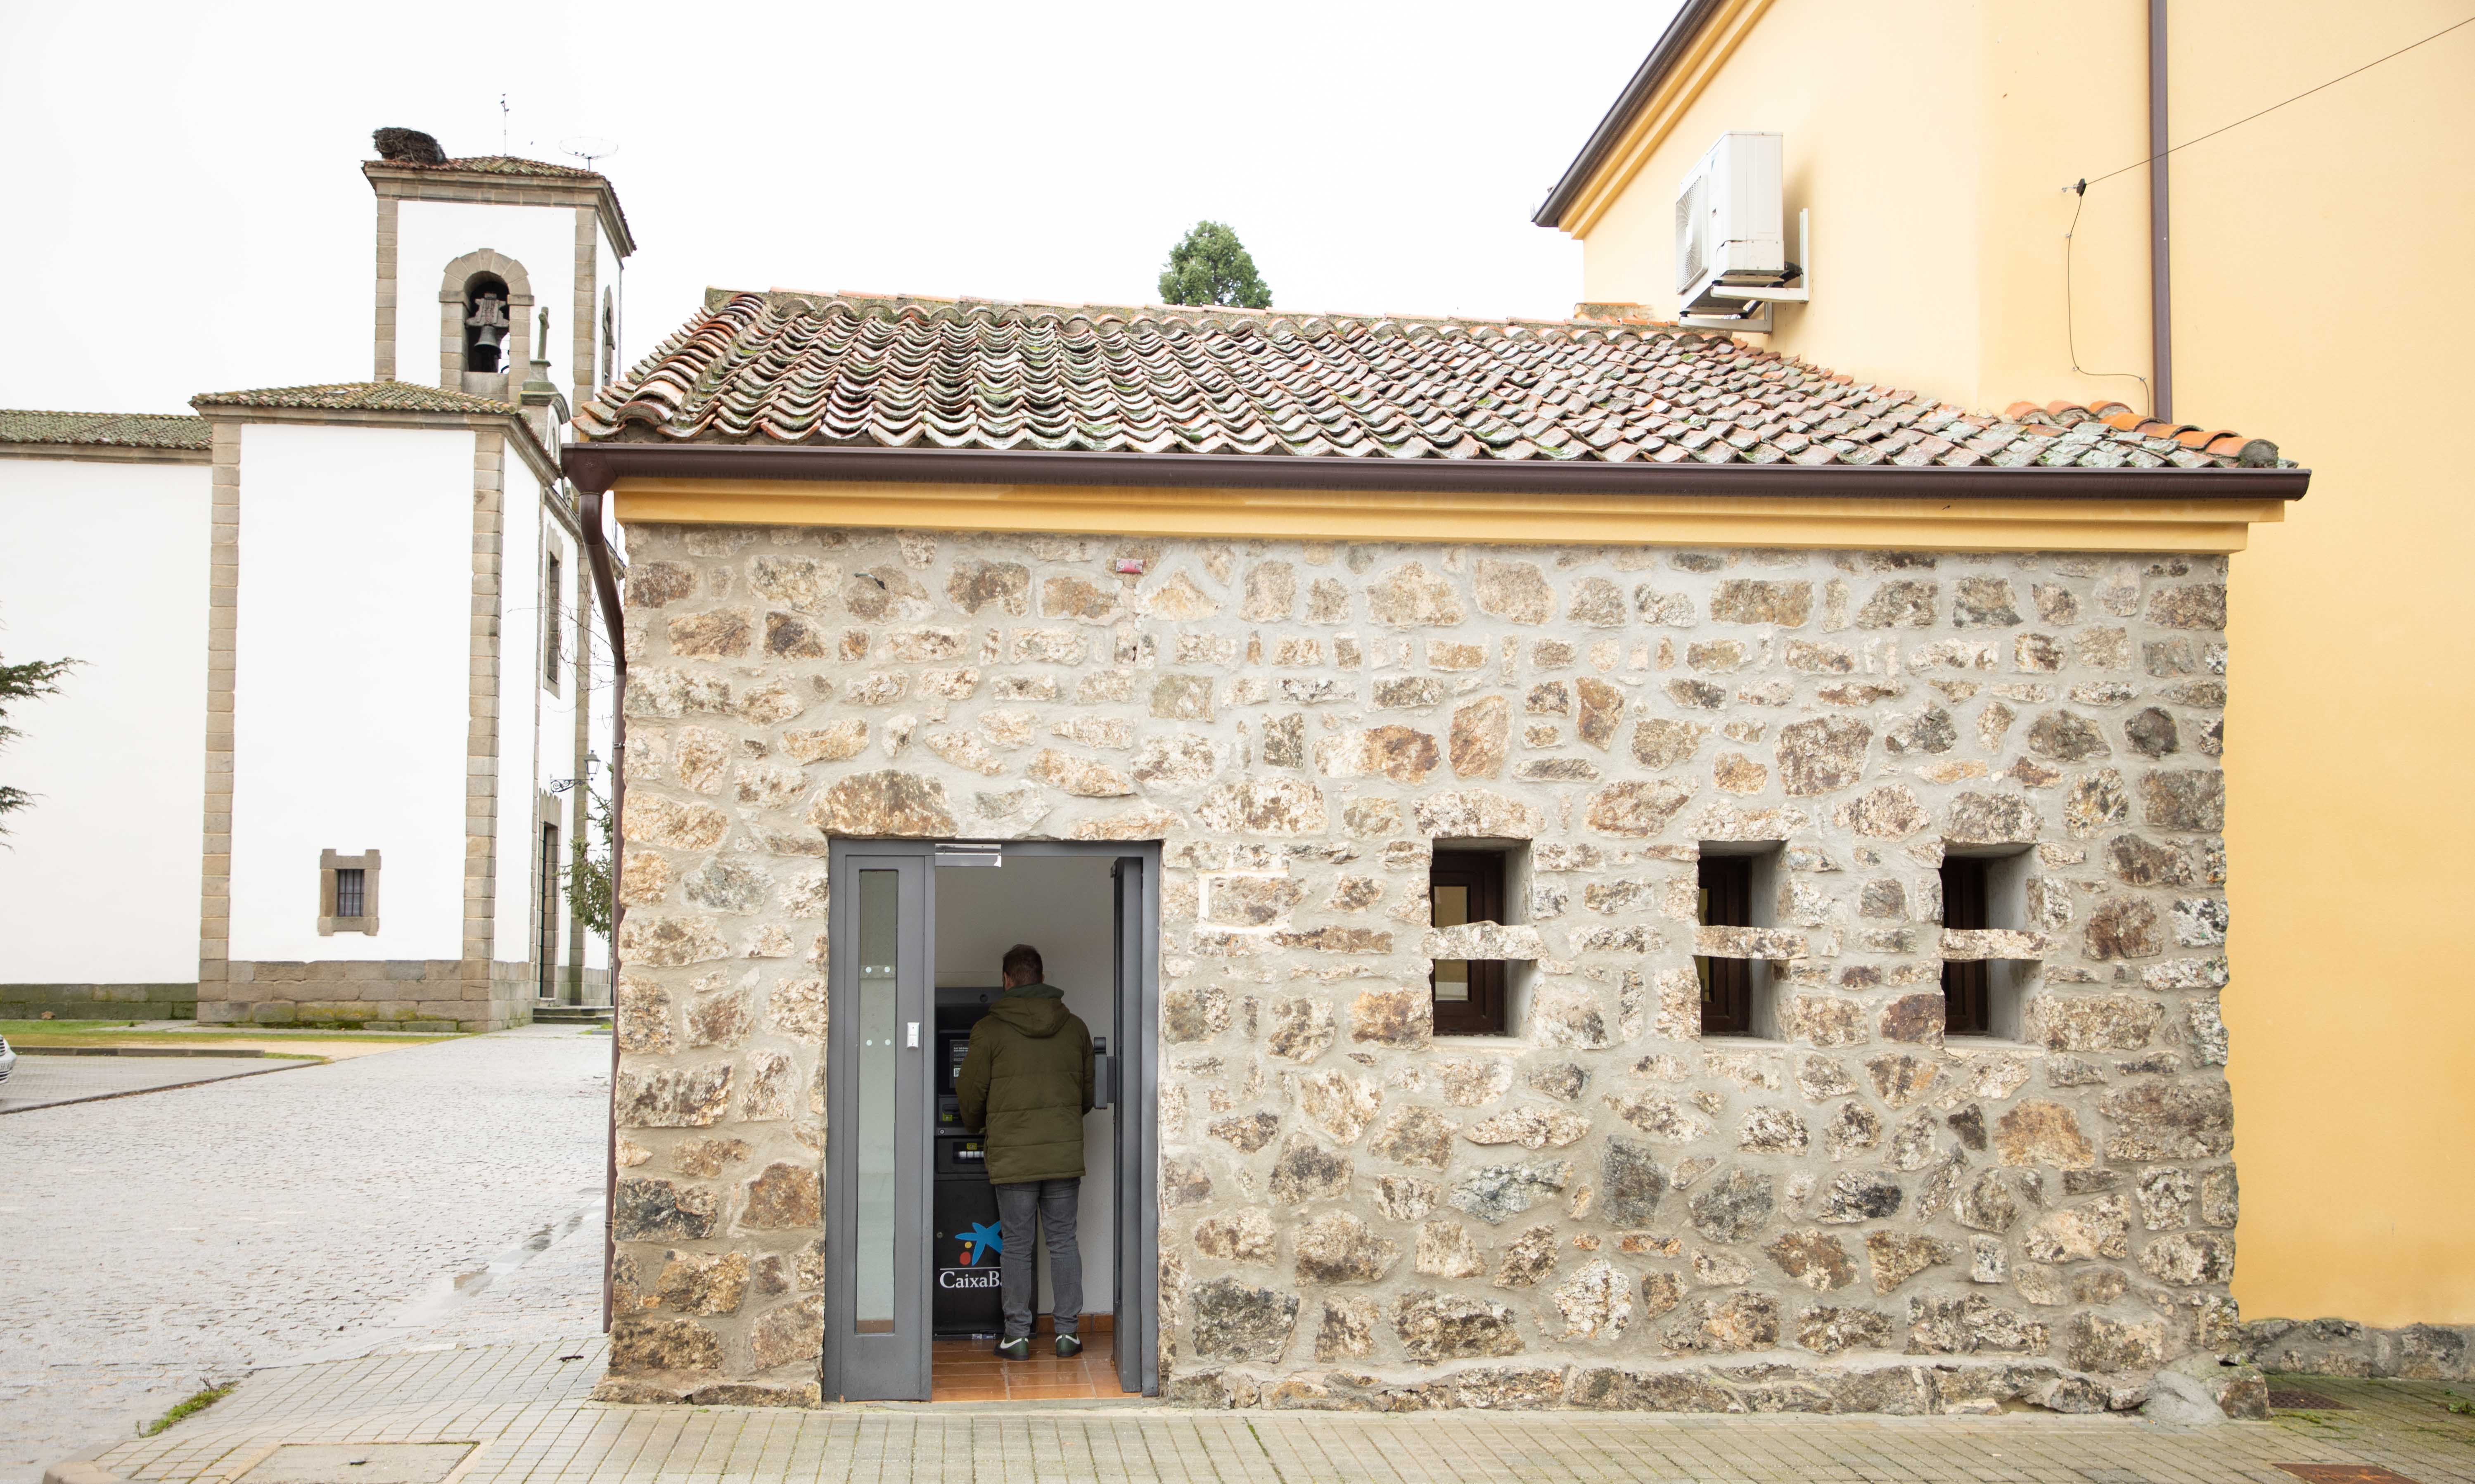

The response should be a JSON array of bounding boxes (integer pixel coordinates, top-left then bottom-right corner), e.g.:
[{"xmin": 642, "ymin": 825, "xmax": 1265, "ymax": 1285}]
[
  {"xmin": 566, "ymin": 779, "xmax": 615, "ymax": 939},
  {"xmin": 0, "ymin": 651, "xmax": 76, "ymax": 836},
  {"xmin": 1158, "ymin": 220, "xmax": 1273, "ymax": 309}
]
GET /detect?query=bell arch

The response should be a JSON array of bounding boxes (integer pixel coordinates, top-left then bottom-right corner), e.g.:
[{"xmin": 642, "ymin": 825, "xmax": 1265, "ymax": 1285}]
[{"xmin": 436, "ymin": 249, "xmax": 535, "ymax": 390}]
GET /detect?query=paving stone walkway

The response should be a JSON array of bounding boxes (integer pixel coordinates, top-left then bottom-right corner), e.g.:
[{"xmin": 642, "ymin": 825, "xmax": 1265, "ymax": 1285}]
[
  {"xmin": 60, "ymin": 1344, "xmax": 2475, "ymax": 1484},
  {"xmin": 0, "ymin": 1055, "xmax": 313, "ymax": 1114},
  {"xmin": 0, "ymin": 1027, "xmax": 609, "ymax": 1483}
]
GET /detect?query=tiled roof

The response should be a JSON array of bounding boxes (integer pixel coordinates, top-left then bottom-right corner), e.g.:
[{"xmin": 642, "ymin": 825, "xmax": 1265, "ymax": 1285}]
[
  {"xmin": 0, "ymin": 408, "xmax": 210, "ymax": 450},
  {"xmin": 383, "ymin": 154, "xmax": 607, "ymax": 181},
  {"xmin": 2001, "ymin": 400, "xmax": 2280, "ymax": 467},
  {"xmin": 574, "ymin": 292, "xmax": 2285, "ymax": 471},
  {"xmin": 190, "ymin": 381, "xmax": 517, "ymax": 414}
]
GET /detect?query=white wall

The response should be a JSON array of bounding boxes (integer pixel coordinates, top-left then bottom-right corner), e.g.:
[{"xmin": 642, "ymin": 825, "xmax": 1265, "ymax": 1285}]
[
  {"xmin": 492, "ymin": 460, "xmax": 547, "ymax": 967},
  {"xmin": 538, "ymin": 496, "xmax": 583, "ymax": 977},
  {"xmin": 0, "ymin": 457, "xmax": 210, "ymax": 983},
  {"xmin": 581, "ymin": 521, "xmax": 613, "ymax": 973},
  {"xmin": 228, "ymin": 423, "xmax": 471, "ymax": 962},
  {"xmin": 394, "ymin": 200, "xmax": 601, "ymax": 394},
  {"xmin": 595, "ymin": 236, "xmax": 625, "ymax": 390},
  {"xmin": 934, "ymin": 856, "xmax": 1119, "ymax": 1317}
]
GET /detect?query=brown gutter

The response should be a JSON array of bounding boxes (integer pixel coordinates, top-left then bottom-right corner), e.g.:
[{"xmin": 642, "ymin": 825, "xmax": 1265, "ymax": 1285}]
[
  {"xmin": 1532, "ymin": 0, "xmax": 1730, "ymax": 230},
  {"xmin": 578, "ymin": 484, "xmax": 628, "ymax": 1335},
  {"xmin": 566, "ymin": 441, "xmax": 2307, "ymax": 502},
  {"xmin": 2149, "ymin": 0, "xmax": 2176, "ymax": 423}
]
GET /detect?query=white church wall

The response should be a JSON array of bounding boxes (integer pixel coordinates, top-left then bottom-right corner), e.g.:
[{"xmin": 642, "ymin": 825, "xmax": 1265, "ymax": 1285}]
[
  {"xmin": 394, "ymin": 200, "xmax": 593, "ymax": 393},
  {"xmin": 0, "ymin": 457, "xmax": 210, "ymax": 987},
  {"xmin": 491, "ymin": 459, "xmax": 547, "ymax": 968},
  {"xmin": 595, "ymin": 237, "xmax": 625, "ymax": 388},
  {"xmin": 227, "ymin": 423, "xmax": 472, "ymax": 962},
  {"xmin": 582, "ymin": 543, "xmax": 613, "ymax": 974},
  {"xmin": 536, "ymin": 504, "xmax": 581, "ymax": 976}
]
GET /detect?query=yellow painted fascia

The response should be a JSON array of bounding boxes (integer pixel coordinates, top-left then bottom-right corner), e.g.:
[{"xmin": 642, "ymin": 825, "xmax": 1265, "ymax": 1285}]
[
  {"xmin": 1557, "ymin": 0, "xmax": 1776, "ymax": 239},
  {"xmin": 613, "ymin": 476, "xmax": 2281, "ymax": 554}
]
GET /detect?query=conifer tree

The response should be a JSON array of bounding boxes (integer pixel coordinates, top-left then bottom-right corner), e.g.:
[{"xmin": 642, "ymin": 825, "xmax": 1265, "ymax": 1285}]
[{"xmin": 1158, "ymin": 221, "xmax": 1273, "ymax": 309}]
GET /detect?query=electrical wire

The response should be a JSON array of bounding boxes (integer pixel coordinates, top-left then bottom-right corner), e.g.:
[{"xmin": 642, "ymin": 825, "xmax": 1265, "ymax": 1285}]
[
  {"xmin": 2062, "ymin": 182, "xmax": 2153, "ymax": 412},
  {"xmin": 2082, "ymin": 12, "xmax": 2475, "ymax": 188},
  {"xmin": 2056, "ymin": 14, "xmax": 2473, "ymax": 416}
]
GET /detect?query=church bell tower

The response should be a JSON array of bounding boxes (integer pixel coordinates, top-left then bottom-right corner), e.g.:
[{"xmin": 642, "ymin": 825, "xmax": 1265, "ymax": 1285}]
[{"xmin": 363, "ymin": 126, "xmax": 636, "ymax": 414}]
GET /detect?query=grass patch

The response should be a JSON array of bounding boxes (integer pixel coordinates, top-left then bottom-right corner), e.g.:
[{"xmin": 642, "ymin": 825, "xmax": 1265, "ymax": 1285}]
[
  {"xmin": 140, "ymin": 1382, "xmax": 234, "ymax": 1437},
  {"xmin": 0, "ymin": 1019, "xmax": 143, "ymax": 1036},
  {"xmin": 5, "ymin": 1029, "xmax": 461, "ymax": 1048}
]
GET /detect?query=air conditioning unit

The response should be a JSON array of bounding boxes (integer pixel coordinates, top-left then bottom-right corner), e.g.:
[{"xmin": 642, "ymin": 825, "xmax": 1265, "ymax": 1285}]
[{"xmin": 1674, "ymin": 132, "xmax": 1806, "ymax": 329}]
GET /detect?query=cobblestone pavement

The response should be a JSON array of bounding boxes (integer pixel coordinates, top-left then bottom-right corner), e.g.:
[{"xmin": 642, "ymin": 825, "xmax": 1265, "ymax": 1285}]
[
  {"xmin": 0, "ymin": 1056, "xmax": 313, "ymax": 1114},
  {"xmin": 68, "ymin": 1345, "xmax": 2475, "ymax": 1484},
  {"xmin": 1, "ymin": 1027, "xmax": 609, "ymax": 1483}
]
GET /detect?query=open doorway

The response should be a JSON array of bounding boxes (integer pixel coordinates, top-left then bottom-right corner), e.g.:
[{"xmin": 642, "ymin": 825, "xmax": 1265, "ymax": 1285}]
[{"xmin": 821, "ymin": 840, "xmax": 1159, "ymax": 1404}]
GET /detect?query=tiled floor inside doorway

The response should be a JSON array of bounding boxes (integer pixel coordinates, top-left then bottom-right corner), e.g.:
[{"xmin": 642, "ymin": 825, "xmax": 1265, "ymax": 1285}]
[{"xmin": 930, "ymin": 1332, "xmax": 1121, "ymax": 1401}]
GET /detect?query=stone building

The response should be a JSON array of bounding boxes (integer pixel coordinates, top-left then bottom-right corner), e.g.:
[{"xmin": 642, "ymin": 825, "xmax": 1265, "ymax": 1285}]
[
  {"xmin": 1533, "ymin": 0, "xmax": 2475, "ymax": 1367},
  {"xmin": 567, "ymin": 288, "xmax": 2304, "ymax": 1411},
  {"xmin": 0, "ymin": 129, "xmax": 624, "ymax": 1029}
]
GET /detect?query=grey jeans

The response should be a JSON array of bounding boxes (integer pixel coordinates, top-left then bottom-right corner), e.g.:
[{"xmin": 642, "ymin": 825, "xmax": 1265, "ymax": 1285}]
[{"xmin": 993, "ymin": 1177, "xmax": 1081, "ymax": 1340}]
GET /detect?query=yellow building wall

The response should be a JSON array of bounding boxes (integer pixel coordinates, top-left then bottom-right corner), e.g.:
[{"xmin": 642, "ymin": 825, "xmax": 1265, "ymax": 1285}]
[
  {"xmin": 1575, "ymin": 0, "xmax": 2153, "ymax": 416},
  {"xmin": 1569, "ymin": 0, "xmax": 2475, "ymax": 1327},
  {"xmin": 2174, "ymin": 0, "xmax": 2475, "ymax": 1329}
]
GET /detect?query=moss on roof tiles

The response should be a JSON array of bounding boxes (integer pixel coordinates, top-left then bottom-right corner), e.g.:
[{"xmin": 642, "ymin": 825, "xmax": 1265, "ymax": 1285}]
[
  {"xmin": 0, "ymin": 409, "xmax": 211, "ymax": 450},
  {"xmin": 578, "ymin": 292, "xmax": 2288, "ymax": 471},
  {"xmin": 189, "ymin": 381, "xmax": 517, "ymax": 414}
]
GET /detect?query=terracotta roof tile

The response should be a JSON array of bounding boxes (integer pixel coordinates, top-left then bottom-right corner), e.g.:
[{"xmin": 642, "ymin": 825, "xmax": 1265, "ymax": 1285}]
[
  {"xmin": 385, "ymin": 154, "xmax": 607, "ymax": 181},
  {"xmin": 575, "ymin": 292, "xmax": 2291, "ymax": 472},
  {"xmin": 189, "ymin": 381, "xmax": 517, "ymax": 414},
  {"xmin": 0, "ymin": 409, "xmax": 209, "ymax": 450}
]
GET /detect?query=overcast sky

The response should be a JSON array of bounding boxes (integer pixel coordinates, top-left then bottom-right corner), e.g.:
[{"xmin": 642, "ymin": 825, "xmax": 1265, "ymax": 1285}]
[{"xmin": 0, "ymin": 0, "xmax": 1676, "ymax": 414}]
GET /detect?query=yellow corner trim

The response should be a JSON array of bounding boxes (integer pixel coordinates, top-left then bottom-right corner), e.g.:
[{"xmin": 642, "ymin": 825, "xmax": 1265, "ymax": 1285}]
[
  {"xmin": 1560, "ymin": 0, "xmax": 1776, "ymax": 239},
  {"xmin": 613, "ymin": 477, "xmax": 2281, "ymax": 554}
]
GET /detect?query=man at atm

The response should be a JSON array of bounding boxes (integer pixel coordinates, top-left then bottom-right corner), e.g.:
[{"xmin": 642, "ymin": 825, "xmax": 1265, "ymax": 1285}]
[{"xmin": 953, "ymin": 943, "xmax": 1096, "ymax": 1361}]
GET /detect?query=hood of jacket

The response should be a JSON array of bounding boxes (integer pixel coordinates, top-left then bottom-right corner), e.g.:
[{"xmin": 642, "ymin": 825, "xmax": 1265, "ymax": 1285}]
[{"xmin": 988, "ymin": 983, "xmax": 1069, "ymax": 1037}]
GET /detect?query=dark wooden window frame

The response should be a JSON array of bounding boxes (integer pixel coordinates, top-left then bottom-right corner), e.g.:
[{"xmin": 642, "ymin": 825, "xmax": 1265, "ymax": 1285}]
[
  {"xmin": 1941, "ymin": 854, "xmax": 1994, "ymax": 1036},
  {"xmin": 1430, "ymin": 850, "xmax": 1508, "ymax": 1036},
  {"xmin": 1696, "ymin": 854, "xmax": 1754, "ymax": 1035},
  {"xmin": 538, "ymin": 822, "xmax": 562, "ymax": 1001},
  {"xmin": 545, "ymin": 551, "xmax": 565, "ymax": 691}
]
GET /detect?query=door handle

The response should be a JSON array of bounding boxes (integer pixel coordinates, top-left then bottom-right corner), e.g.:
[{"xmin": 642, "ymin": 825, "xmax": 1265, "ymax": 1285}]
[{"xmin": 907, "ymin": 1022, "xmax": 920, "ymax": 1049}]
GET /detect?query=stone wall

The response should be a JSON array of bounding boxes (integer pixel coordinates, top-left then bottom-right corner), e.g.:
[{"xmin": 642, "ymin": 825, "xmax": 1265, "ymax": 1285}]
[
  {"xmin": 600, "ymin": 523, "xmax": 2241, "ymax": 1413},
  {"xmin": 0, "ymin": 983, "xmax": 197, "ymax": 1022},
  {"xmin": 198, "ymin": 960, "xmax": 534, "ymax": 1032},
  {"xmin": 2238, "ymin": 1318, "xmax": 2475, "ymax": 1381}
]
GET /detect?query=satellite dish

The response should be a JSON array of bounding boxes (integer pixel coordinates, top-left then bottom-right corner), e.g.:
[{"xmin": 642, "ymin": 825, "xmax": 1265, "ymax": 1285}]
[{"xmin": 560, "ymin": 135, "xmax": 619, "ymax": 169}]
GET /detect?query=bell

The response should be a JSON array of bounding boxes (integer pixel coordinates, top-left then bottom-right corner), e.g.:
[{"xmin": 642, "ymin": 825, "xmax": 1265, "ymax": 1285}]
[{"xmin": 472, "ymin": 322, "xmax": 507, "ymax": 356}]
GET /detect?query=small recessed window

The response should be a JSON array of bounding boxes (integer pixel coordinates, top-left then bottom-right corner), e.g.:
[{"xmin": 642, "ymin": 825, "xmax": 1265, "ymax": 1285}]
[
  {"xmin": 1938, "ymin": 846, "xmax": 2039, "ymax": 1040},
  {"xmin": 1430, "ymin": 850, "xmax": 1507, "ymax": 1036},
  {"xmin": 545, "ymin": 551, "xmax": 565, "ymax": 690},
  {"xmin": 318, "ymin": 849, "xmax": 381, "ymax": 936},
  {"xmin": 1941, "ymin": 856, "xmax": 1993, "ymax": 1036},
  {"xmin": 1696, "ymin": 855, "xmax": 1754, "ymax": 1035}
]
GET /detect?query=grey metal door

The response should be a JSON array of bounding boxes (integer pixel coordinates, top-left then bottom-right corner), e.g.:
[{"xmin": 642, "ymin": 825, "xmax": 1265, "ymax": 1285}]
[
  {"xmin": 824, "ymin": 843, "xmax": 932, "ymax": 1401},
  {"xmin": 1110, "ymin": 854, "xmax": 1158, "ymax": 1395}
]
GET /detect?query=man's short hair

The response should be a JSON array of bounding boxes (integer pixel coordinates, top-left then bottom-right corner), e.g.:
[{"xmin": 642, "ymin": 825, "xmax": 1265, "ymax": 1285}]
[{"xmin": 1003, "ymin": 944, "xmax": 1044, "ymax": 983}]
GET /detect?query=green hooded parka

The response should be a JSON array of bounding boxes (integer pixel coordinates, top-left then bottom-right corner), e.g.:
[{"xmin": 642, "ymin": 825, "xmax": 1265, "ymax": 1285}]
[{"xmin": 954, "ymin": 983, "xmax": 1095, "ymax": 1185}]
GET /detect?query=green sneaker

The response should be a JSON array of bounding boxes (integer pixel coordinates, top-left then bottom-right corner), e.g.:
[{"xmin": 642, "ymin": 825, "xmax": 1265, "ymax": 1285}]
[
  {"xmin": 1055, "ymin": 1334, "xmax": 1083, "ymax": 1358},
  {"xmin": 996, "ymin": 1337, "xmax": 1030, "ymax": 1361}
]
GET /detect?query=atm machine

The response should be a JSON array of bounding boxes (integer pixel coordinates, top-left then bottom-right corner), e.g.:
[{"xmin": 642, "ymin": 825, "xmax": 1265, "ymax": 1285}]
[
  {"xmin": 929, "ymin": 982, "xmax": 1112, "ymax": 1339},
  {"xmin": 932, "ymin": 986, "xmax": 1002, "ymax": 1338}
]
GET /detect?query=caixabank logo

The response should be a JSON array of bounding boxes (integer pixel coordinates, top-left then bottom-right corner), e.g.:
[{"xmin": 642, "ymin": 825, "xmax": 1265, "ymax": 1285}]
[{"xmin": 939, "ymin": 1221, "xmax": 1003, "ymax": 1289}]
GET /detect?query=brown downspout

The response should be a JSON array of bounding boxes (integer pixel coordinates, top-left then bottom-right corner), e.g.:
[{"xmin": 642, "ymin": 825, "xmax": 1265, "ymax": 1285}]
[
  {"xmin": 579, "ymin": 483, "xmax": 627, "ymax": 1333},
  {"xmin": 2150, "ymin": 0, "xmax": 2174, "ymax": 422}
]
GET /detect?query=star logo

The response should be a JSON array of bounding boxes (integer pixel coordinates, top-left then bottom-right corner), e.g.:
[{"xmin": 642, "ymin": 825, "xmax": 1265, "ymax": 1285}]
[{"xmin": 958, "ymin": 1221, "xmax": 1003, "ymax": 1266}]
